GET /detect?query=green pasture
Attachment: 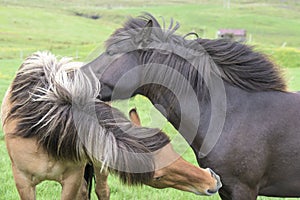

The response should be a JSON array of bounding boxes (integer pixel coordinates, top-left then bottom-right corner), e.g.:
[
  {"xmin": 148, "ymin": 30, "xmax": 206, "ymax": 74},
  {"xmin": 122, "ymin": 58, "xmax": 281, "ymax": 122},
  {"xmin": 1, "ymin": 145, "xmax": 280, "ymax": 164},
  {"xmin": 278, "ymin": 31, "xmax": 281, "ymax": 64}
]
[{"xmin": 0, "ymin": 0, "xmax": 299, "ymax": 199}]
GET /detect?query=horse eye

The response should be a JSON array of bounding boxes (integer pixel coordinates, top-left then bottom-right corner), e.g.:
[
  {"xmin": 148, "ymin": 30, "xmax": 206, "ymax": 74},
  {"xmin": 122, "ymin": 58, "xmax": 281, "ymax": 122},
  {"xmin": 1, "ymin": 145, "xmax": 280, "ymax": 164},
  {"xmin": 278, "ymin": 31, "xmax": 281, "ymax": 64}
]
[
  {"xmin": 106, "ymin": 50, "xmax": 114, "ymax": 56},
  {"xmin": 154, "ymin": 176, "xmax": 163, "ymax": 181}
]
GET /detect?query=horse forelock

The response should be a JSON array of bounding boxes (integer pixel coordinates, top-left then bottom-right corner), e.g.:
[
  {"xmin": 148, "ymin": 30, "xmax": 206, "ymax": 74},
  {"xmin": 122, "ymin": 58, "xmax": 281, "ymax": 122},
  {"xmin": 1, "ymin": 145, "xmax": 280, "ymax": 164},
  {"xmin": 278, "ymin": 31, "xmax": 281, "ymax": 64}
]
[{"xmin": 105, "ymin": 13, "xmax": 287, "ymax": 97}]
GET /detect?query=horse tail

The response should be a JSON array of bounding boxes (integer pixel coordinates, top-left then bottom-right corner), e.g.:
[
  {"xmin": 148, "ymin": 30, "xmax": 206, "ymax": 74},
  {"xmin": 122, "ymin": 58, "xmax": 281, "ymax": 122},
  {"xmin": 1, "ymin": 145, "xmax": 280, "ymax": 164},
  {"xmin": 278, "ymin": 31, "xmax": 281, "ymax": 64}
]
[{"xmin": 10, "ymin": 51, "xmax": 155, "ymax": 185}]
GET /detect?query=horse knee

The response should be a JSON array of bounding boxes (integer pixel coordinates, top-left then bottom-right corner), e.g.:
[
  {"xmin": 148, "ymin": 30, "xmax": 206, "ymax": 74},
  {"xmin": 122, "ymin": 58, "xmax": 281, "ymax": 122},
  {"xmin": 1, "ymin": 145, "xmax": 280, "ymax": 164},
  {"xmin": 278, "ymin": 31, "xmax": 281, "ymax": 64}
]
[
  {"xmin": 95, "ymin": 185, "xmax": 110, "ymax": 200},
  {"xmin": 60, "ymin": 167, "xmax": 88, "ymax": 200},
  {"xmin": 80, "ymin": 180, "xmax": 89, "ymax": 200},
  {"xmin": 95, "ymin": 170, "xmax": 110, "ymax": 200},
  {"xmin": 15, "ymin": 183, "xmax": 36, "ymax": 200}
]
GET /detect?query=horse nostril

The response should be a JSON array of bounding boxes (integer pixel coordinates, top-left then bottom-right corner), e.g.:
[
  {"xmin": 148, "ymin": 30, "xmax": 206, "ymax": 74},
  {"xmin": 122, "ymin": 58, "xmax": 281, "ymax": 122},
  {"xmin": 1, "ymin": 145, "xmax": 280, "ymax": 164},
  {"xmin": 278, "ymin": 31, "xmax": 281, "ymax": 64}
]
[{"xmin": 206, "ymin": 189, "xmax": 218, "ymax": 195}]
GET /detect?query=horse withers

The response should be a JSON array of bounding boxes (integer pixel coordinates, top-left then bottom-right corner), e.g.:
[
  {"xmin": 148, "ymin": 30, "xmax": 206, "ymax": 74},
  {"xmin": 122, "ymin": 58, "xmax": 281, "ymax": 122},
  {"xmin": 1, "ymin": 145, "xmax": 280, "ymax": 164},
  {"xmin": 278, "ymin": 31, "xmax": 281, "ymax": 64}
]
[{"xmin": 1, "ymin": 51, "xmax": 221, "ymax": 200}]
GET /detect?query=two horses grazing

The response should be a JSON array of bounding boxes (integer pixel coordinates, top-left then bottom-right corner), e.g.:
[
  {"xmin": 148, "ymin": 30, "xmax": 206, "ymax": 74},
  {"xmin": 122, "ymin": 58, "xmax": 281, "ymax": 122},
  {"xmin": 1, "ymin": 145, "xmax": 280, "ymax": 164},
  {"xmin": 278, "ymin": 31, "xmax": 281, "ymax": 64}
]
[
  {"xmin": 84, "ymin": 13, "xmax": 300, "ymax": 199},
  {"xmin": 1, "ymin": 52, "xmax": 221, "ymax": 199}
]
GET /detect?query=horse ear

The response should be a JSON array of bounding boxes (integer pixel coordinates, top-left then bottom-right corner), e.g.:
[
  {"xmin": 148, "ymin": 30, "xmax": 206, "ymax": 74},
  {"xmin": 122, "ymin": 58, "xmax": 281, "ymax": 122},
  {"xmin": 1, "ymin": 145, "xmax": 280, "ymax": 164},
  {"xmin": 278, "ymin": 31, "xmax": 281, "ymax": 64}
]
[
  {"xmin": 129, "ymin": 108, "xmax": 141, "ymax": 126},
  {"xmin": 134, "ymin": 20, "xmax": 153, "ymax": 46}
]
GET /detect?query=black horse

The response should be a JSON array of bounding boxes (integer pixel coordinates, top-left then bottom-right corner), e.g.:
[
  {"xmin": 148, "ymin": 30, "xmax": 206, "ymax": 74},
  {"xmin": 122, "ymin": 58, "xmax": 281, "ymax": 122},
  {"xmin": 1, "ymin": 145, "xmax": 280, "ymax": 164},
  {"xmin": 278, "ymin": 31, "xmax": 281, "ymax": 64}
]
[{"xmin": 82, "ymin": 14, "xmax": 300, "ymax": 199}]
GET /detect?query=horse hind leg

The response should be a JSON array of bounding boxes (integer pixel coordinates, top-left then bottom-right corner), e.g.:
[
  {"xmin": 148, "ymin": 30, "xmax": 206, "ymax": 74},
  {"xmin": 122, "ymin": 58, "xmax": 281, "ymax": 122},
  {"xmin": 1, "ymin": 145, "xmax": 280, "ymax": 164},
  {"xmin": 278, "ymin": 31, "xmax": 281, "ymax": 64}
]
[{"xmin": 94, "ymin": 166, "xmax": 110, "ymax": 200}]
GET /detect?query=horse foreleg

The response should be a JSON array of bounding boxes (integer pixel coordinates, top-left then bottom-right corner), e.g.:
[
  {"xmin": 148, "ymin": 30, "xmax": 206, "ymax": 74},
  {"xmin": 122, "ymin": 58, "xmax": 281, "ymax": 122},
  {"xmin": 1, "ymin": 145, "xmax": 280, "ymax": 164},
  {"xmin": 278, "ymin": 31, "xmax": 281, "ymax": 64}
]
[
  {"xmin": 11, "ymin": 164, "xmax": 36, "ymax": 200},
  {"xmin": 94, "ymin": 167, "xmax": 110, "ymax": 200},
  {"xmin": 60, "ymin": 166, "xmax": 88, "ymax": 200},
  {"xmin": 219, "ymin": 184, "xmax": 258, "ymax": 200}
]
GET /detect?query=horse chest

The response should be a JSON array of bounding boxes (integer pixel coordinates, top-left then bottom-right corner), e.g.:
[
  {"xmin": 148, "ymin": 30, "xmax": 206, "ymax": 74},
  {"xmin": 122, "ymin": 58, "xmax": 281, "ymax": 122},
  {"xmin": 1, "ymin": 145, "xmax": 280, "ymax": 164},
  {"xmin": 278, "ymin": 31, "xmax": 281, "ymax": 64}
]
[{"xmin": 6, "ymin": 136, "xmax": 80, "ymax": 183}]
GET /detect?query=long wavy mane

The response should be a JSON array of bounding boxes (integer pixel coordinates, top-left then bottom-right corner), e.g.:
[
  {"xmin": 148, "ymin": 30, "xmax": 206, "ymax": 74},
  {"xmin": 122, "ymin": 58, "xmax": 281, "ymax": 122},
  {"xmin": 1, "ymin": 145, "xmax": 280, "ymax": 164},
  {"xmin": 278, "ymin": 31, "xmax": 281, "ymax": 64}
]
[
  {"xmin": 106, "ymin": 13, "xmax": 287, "ymax": 95},
  {"xmin": 4, "ymin": 52, "xmax": 169, "ymax": 185}
]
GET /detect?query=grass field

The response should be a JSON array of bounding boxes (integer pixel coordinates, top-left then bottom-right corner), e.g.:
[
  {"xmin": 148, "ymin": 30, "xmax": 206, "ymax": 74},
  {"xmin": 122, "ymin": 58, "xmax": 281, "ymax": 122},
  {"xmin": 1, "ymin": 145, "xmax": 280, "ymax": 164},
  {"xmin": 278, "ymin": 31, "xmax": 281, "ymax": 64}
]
[{"xmin": 0, "ymin": 0, "xmax": 299, "ymax": 199}]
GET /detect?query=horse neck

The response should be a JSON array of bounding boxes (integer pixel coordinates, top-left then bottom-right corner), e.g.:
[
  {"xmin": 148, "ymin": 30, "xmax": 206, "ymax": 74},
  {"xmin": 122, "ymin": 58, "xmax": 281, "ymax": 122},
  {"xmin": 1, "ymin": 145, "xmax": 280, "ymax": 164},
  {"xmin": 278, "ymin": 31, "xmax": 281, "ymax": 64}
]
[
  {"xmin": 139, "ymin": 83, "xmax": 204, "ymax": 147},
  {"xmin": 138, "ymin": 50, "xmax": 251, "ymax": 155},
  {"xmin": 140, "ymin": 81, "xmax": 247, "ymax": 156},
  {"xmin": 139, "ymin": 85, "xmax": 181, "ymax": 129}
]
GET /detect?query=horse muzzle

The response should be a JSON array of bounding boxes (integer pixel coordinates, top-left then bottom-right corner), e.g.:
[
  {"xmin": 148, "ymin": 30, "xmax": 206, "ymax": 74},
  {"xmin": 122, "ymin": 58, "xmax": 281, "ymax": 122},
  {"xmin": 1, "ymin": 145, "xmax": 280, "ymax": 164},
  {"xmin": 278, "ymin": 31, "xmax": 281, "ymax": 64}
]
[{"xmin": 205, "ymin": 168, "xmax": 222, "ymax": 195}]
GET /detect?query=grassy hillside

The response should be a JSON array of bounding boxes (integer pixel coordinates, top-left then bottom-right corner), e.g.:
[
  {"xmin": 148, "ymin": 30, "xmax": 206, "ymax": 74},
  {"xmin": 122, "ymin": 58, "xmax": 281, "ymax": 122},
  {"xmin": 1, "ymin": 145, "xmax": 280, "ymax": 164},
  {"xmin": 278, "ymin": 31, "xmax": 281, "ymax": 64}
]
[{"xmin": 0, "ymin": 0, "xmax": 299, "ymax": 199}]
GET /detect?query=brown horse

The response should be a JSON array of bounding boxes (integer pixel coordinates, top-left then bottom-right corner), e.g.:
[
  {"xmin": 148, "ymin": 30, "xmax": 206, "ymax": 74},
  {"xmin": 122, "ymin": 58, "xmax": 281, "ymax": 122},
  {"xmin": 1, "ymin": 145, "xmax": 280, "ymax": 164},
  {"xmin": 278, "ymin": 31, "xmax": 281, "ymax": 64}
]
[
  {"xmin": 1, "ymin": 51, "xmax": 221, "ymax": 200},
  {"xmin": 83, "ymin": 13, "xmax": 300, "ymax": 199}
]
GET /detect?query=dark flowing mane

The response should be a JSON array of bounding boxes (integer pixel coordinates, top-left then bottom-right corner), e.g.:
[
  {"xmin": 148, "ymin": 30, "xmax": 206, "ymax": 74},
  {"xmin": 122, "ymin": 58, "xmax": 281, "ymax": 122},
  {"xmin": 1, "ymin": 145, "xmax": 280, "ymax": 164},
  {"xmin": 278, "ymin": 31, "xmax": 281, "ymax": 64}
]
[
  {"xmin": 5, "ymin": 52, "xmax": 170, "ymax": 185},
  {"xmin": 106, "ymin": 13, "xmax": 287, "ymax": 93}
]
